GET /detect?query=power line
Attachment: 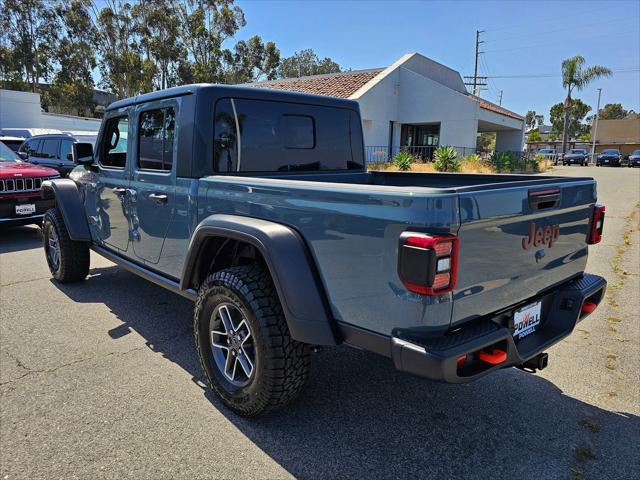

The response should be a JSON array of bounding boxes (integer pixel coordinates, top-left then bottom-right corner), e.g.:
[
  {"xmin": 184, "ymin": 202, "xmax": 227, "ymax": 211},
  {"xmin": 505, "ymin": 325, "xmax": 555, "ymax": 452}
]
[
  {"xmin": 484, "ymin": 30, "xmax": 638, "ymax": 53},
  {"xmin": 484, "ymin": 15, "xmax": 629, "ymax": 43},
  {"xmin": 482, "ymin": 4, "xmax": 612, "ymax": 32},
  {"xmin": 484, "ymin": 67, "xmax": 640, "ymax": 79}
]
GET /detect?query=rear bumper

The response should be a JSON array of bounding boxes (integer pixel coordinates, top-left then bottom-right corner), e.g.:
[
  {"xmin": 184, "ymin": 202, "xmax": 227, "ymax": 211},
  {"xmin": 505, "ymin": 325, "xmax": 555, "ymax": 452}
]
[{"xmin": 389, "ymin": 273, "xmax": 606, "ymax": 383}]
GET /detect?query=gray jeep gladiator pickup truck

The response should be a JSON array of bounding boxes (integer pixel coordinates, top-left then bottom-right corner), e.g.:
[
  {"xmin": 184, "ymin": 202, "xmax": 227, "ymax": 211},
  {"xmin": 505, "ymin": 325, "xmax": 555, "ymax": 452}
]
[{"xmin": 41, "ymin": 84, "xmax": 607, "ymax": 416}]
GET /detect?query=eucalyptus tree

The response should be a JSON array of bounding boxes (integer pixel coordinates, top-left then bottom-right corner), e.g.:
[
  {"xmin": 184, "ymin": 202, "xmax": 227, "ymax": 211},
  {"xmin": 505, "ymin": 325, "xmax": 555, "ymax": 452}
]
[
  {"xmin": 1, "ymin": 0, "xmax": 58, "ymax": 92},
  {"xmin": 173, "ymin": 0, "xmax": 246, "ymax": 83},
  {"xmin": 50, "ymin": 0, "xmax": 97, "ymax": 115}
]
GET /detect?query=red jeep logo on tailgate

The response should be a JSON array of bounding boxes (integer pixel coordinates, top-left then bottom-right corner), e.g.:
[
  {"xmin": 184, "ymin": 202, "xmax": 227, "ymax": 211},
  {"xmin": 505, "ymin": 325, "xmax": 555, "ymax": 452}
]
[{"xmin": 522, "ymin": 222, "xmax": 560, "ymax": 249}]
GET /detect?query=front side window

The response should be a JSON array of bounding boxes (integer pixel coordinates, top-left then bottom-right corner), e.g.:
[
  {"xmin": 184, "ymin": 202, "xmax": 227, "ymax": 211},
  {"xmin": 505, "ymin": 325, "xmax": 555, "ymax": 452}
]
[
  {"xmin": 138, "ymin": 108, "xmax": 175, "ymax": 171},
  {"xmin": 20, "ymin": 139, "xmax": 39, "ymax": 156},
  {"xmin": 101, "ymin": 116, "xmax": 129, "ymax": 168}
]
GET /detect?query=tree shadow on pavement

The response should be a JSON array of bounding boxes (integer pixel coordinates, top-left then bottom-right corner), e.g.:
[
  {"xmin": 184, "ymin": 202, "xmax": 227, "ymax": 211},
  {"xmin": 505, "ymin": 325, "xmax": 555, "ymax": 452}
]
[
  {"xmin": 53, "ymin": 264, "xmax": 640, "ymax": 480},
  {"xmin": 0, "ymin": 225, "xmax": 42, "ymax": 254}
]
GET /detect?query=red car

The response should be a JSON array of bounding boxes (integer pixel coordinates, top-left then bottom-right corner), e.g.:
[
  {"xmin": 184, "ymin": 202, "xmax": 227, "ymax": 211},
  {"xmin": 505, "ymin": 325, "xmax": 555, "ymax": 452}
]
[{"xmin": 1, "ymin": 141, "xmax": 59, "ymax": 227}]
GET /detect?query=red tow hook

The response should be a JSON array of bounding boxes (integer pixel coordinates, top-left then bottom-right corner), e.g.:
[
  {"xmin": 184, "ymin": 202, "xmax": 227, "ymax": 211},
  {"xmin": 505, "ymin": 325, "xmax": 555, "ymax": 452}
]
[
  {"xmin": 479, "ymin": 348, "xmax": 507, "ymax": 365},
  {"xmin": 581, "ymin": 301, "xmax": 597, "ymax": 313}
]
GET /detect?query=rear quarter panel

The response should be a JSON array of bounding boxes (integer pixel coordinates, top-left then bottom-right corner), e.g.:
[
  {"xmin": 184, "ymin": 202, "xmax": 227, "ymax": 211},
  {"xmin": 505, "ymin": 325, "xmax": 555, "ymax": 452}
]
[{"xmin": 199, "ymin": 176, "xmax": 459, "ymax": 335}]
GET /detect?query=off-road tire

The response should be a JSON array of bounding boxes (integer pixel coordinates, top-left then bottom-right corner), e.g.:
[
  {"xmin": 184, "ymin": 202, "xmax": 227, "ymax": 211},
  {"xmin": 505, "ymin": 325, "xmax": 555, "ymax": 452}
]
[
  {"xmin": 194, "ymin": 264, "xmax": 310, "ymax": 416},
  {"xmin": 43, "ymin": 208, "xmax": 90, "ymax": 283}
]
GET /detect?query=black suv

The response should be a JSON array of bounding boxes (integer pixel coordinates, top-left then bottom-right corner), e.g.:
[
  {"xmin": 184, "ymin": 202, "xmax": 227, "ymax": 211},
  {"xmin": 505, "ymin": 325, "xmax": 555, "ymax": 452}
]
[{"xmin": 18, "ymin": 134, "xmax": 96, "ymax": 177}]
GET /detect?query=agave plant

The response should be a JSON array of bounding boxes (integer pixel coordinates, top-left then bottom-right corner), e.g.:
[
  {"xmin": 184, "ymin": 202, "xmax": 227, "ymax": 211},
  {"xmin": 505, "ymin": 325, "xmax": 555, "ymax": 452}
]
[
  {"xmin": 490, "ymin": 151, "xmax": 516, "ymax": 173},
  {"xmin": 433, "ymin": 146, "xmax": 461, "ymax": 172},
  {"xmin": 393, "ymin": 151, "xmax": 415, "ymax": 171}
]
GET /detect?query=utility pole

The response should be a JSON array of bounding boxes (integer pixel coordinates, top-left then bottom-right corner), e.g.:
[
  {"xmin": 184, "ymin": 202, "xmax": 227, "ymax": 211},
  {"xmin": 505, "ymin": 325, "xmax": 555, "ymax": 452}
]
[
  {"xmin": 464, "ymin": 30, "xmax": 486, "ymax": 95},
  {"xmin": 590, "ymin": 88, "xmax": 602, "ymax": 165},
  {"xmin": 498, "ymin": 90, "xmax": 503, "ymax": 106},
  {"xmin": 473, "ymin": 30, "xmax": 484, "ymax": 95}
]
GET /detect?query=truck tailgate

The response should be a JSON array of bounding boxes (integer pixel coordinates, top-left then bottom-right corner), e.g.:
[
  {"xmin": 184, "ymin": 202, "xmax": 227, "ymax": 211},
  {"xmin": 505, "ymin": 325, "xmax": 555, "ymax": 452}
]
[{"xmin": 451, "ymin": 179, "xmax": 596, "ymax": 326}]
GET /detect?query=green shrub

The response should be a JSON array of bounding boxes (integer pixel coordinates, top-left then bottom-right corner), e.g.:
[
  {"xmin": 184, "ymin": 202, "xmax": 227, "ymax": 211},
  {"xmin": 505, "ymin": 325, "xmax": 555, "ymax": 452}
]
[
  {"xmin": 490, "ymin": 151, "xmax": 516, "ymax": 173},
  {"xmin": 433, "ymin": 146, "xmax": 461, "ymax": 172},
  {"xmin": 393, "ymin": 151, "xmax": 415, "ymax": 171}
]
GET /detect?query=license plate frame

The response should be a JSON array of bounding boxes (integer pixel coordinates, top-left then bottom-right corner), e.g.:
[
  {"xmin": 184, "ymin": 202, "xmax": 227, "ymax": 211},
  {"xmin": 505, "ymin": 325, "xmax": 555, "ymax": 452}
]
[
  {"xmin": 15, "ymin": 203, "xmax": 36, "ymax": 216},
  {"xmin": 513, "ymin": 301, "xmax": 542, "ymax": 340}
]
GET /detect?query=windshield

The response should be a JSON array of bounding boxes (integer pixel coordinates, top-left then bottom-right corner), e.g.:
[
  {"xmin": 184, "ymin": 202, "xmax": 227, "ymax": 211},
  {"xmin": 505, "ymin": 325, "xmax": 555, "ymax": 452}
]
[
  {"xmin": 539, "ymin": 149, "xmax": 554, "ymax": 153},
  {"xmin": 632, "ymin": 150, "xmax": 640, "ymax": 155},
  {"xmin": 602, "ymin": 149, "xmax": 620, "ymax": 154},
  {"xmin": 569, "ymin": 149, "xmax": 586, "ymax": 154},
  {"xmin": 0, "ymin": 141, "xmax": 20, "ymax": 161}
]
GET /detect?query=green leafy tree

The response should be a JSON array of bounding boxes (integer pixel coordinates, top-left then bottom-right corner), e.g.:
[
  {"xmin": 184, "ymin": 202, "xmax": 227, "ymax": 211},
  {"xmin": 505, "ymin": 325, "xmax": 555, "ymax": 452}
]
[
  {"xmin": 476, "ymin": 132, "xmax": 496, "ymax": 152},
  {"xmin": 91, "ymin": 1, "xmax": 154, "ymax": 98},
  {"xmin": 132, "ymin": 0, "xmax": 185, "ymax": 90},
  {"xmin": 559, "ymin": 56, "xmax": 611, "ymax": 153},
  {"xmin": 173, "ymin": 0, "xmax": 246, "ymax": 83},
  {"xmin": 525, "ymin": 110, "xmax": 537, "ymax": 129},
  {"xmin": 223, "ymin": 35, "xmax": 280, "ymax": 83},
  {"xmin": 550, "ymin": 98, "xmax": 591, "ymax": 140},
  {"xmin": 527, "ymin": 130, "xmax": 542, "ymax": 142},
  {"xmin": 598, "ymin": 103, "xmax": 630, "ymax": 120},
  {"xmin": 277, "ymin": 49, "xmax": 341, "ymax": 78},
  {"xmin": 1, "ymin": 0, "xmax": 58, "ymax": 92}
]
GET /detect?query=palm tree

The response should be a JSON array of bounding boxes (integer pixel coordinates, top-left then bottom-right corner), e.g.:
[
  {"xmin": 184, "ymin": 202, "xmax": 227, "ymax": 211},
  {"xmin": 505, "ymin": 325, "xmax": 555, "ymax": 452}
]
[{"xmin": 560, "ymin": 56, "xmax": 611, "ymax": 154}]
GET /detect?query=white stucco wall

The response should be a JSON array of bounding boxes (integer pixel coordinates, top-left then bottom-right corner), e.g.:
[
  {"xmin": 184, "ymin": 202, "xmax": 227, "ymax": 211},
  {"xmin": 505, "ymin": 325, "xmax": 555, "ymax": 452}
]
[
  {"xmin": 0, "ymin": 88, "xmax": 101, "ymax": 135},
  {"xmin": 355, "ymin": 66, "xmax": 480, "ymax": 149},
  {"xmin": 495, "ymin": 129, "xmax": 525, "ymax": 152},
  {"xmin": 0, "ymin": 89, "xmax": 42, "ymax": 129},
  {"xmin": 350, "ymin": 53, "xmax": 525, "ymax": 153}
]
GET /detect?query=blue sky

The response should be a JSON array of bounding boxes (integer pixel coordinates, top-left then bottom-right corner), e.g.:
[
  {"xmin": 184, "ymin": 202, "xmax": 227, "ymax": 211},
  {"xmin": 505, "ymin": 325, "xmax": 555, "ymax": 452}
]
[{"xmin": 235, "ymin": 0, "xmax": 640, "ymax": 121}]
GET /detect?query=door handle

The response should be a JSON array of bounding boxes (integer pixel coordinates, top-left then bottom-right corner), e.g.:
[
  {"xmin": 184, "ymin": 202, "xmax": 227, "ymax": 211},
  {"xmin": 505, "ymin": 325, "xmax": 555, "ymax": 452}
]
[
  {"xmin": 32, "ymin": 160, "xmax": 39, "ymax": 164},
  {"xmin": 148, "ymin": 193, "xmax": 168, "ymax": 205},
  {"xmin": 112, "ymin": 187, "xmax": 127, "ymax": 196}
]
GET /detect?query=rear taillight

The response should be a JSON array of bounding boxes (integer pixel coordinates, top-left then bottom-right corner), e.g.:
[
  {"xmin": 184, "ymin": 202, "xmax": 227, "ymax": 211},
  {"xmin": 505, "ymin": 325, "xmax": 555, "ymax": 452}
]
[
  {"xmin": 587, "ymin": 204, "xmax": 605, "ymax": 245},
  {"xmin": 398, "ymin": 233, "xmax": 459, "ymax": 295}
]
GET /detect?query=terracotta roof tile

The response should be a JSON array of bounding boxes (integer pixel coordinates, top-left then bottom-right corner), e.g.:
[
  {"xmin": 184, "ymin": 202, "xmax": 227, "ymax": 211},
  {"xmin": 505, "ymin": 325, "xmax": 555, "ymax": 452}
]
[
  {"xmin": 467, "ymin": 93, "xmax": 524, "ymax": 121},
  {"xmin": 245, "ymin": 69, "xmax": 384, "ymax": 98}
]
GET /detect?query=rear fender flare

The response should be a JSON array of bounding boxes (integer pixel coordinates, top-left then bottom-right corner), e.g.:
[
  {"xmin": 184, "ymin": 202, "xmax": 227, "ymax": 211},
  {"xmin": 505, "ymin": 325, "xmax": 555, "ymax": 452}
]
[
  {"xmin": 41, "ymin": 179, "xmax": 91, "ymax": 241},
  {"xmin": 181, "ymin": 214, "xmax": 339, "ymax": 346}
]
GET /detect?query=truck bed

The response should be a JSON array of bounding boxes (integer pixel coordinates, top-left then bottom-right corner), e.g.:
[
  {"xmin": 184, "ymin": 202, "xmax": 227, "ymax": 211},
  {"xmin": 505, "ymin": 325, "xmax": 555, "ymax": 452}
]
[
  {"xmin": 200, "ymin": 170, "xmax": 596, "ymax": 336},
  {"xmin": 254, "ymin": 170, "xmax": 592, "ymax": 193}
]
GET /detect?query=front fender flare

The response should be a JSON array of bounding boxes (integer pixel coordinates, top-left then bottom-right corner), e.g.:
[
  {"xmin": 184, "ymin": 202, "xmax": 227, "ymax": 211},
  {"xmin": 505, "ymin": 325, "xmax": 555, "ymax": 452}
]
[
  {"xmin": 41, "ymin": 179, "xmax": 91, "ymax": 241},
  {"xmin": 181, "ymin": 214, "xmax": 339, "ymax": 346}
]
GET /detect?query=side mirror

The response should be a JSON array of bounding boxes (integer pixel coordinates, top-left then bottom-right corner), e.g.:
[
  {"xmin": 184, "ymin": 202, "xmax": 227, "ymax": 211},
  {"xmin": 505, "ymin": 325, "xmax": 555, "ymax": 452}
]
[
  {"xmin": 72, "ymin": 142, "xmax": 94, "ymax": 165},
  {"xmin": 18, "ymin": 151, "xmax": 28, "ymax": 160}
]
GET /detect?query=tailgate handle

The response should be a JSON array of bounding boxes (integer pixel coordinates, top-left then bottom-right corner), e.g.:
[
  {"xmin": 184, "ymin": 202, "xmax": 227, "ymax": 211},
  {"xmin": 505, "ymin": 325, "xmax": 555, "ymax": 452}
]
[{"xmin": 529, "ymin": 188, "xmax": 560, "ymax": 210}]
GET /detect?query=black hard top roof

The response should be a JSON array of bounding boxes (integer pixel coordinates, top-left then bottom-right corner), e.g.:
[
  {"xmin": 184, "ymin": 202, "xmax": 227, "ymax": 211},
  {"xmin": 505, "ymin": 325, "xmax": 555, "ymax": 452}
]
[{"xmin": 106, "ymin": 83, "xmax": 360, "ymax": 112}]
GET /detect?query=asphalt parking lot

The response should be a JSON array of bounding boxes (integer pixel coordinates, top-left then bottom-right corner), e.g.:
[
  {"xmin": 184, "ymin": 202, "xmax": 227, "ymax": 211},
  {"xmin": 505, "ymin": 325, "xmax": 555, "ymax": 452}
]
[{"xmin": 1, "ymin": 165, "xmax": 639, "ymax": 480}]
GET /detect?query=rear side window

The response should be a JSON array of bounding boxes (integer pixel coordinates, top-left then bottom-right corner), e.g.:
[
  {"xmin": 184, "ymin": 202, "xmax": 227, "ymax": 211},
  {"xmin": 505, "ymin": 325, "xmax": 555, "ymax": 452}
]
[
  {"xmin": 138, "ymin": 108, "xmax": 175, "ymax": 171},
  {"xmin": 213, "ymin": 98, "xmax": 363, "ymax": 173},
  {"xmin": 41, "ymin": 139, "xmax": 60, "ymax": 159},
  {"xmin": 282, "ymin": 115, "xmax": 315, "ymax": 149},
  {"xmin": 100, "ymin": 116, "xmax": 129, "ymax": 168}
]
